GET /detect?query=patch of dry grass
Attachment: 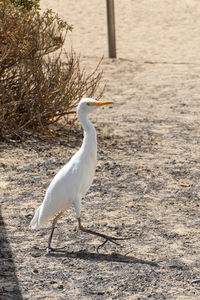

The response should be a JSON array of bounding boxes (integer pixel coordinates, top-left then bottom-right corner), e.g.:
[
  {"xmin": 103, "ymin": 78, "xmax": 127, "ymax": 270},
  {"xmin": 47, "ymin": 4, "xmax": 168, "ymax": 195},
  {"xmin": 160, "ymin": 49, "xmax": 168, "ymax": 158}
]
[{"xmin": 0, "ymin": 0, "xmax": 103, "ymax": 140}]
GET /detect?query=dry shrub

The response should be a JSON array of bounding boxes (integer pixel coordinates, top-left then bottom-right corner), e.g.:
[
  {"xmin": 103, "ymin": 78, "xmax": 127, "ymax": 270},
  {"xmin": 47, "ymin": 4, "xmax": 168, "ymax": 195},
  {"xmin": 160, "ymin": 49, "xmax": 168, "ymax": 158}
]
[{"xmin": 0, "ymin": 0, "xmax": 103, "ymax": 140}]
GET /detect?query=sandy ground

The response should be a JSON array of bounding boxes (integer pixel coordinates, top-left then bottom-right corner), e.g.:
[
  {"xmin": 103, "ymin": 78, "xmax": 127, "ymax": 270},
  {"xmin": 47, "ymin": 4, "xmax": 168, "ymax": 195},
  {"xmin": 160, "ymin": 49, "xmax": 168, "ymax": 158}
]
[{"xmin": 1, "ymin": 0, "xmax": 200, "ymax": 299}]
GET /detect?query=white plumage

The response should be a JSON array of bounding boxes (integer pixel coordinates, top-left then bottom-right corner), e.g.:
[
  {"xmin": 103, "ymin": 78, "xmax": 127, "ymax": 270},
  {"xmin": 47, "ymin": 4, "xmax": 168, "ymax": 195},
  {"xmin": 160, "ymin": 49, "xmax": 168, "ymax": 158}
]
[{"xmin": 31, "ymin": 98, "xmax": 114, "ymax": 252}]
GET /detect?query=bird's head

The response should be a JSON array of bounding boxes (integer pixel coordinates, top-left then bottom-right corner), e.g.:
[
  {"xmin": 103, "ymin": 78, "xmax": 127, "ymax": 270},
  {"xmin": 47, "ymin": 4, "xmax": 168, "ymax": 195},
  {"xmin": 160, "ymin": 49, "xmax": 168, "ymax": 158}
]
[{"xmin": 78, "ymin": 98, "xmax": 113, "ymax": 115}]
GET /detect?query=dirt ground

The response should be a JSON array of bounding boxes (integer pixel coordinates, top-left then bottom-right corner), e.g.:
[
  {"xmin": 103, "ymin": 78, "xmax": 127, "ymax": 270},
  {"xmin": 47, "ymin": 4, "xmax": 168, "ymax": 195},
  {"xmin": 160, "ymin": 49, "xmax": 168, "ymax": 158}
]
[{"xmin": 1, "ymin": 1, "xmax": 200, "ymax": 299}]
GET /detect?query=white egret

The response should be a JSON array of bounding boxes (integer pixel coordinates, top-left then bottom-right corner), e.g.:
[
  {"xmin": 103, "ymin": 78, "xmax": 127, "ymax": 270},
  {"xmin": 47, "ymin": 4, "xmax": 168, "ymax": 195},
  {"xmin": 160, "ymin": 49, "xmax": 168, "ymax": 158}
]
[{"xmin": 31, "ymin": 98, "xmax": 124, "ymax": 253}]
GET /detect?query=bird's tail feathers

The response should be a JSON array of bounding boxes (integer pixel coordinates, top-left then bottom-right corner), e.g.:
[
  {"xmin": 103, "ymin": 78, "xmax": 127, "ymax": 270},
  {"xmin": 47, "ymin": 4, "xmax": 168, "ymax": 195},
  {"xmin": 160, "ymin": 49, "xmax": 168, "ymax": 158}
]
[{"xmin": 30, "ymin": 205, "xmax": 42, "ymax": 229}]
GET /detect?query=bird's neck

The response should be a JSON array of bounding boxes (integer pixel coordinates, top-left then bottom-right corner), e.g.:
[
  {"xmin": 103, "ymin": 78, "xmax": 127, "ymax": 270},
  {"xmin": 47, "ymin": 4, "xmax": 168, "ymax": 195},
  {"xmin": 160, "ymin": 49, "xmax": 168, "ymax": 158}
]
[{"xmin": 78, "ymin": 112, "xmax": 97, "ymax": 153}]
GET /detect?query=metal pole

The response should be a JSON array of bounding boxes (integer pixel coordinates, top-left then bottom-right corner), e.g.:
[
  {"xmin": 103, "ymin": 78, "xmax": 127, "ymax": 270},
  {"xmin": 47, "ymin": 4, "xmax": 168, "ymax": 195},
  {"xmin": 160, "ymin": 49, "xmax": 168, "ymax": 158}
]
[{"xmin": 106, "ymin": 0, "xmax": 116, "ymax": 58}]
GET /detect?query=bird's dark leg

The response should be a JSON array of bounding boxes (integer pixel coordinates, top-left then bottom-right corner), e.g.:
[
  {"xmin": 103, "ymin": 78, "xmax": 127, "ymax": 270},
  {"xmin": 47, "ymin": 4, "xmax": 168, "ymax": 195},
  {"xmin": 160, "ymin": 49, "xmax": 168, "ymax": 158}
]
[
  {"xmin": 47, "ymin": 211, "xmax": 63, "ymax": 253},
  {"xmin": 77, "ymin": 218, "xmax": 130, "ymax": 252}
]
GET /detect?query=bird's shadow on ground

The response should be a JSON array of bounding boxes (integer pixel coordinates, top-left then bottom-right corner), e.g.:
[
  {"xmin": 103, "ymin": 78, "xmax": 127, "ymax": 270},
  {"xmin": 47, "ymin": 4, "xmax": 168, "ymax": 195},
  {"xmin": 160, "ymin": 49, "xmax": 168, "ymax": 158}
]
[{"xmin": 32, "ymin": 247, "xmax": 159, "ymax": 267}]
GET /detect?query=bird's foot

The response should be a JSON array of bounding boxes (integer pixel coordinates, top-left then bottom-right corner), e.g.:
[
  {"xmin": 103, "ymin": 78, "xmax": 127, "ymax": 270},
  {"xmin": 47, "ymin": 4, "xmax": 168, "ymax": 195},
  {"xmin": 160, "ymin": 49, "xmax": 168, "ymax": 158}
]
[
  {"xmin": 78, "ymin": 218, "xmax": 134, "ymax": 253},
  {"xmin": 46, "ymin": 246, "xmax": 68, "ymax": 254},
  {"xmin": 32, "ymin": 245, "xmax": 55, "ymax": 253},
  {"xmin": 96, "ymin": 235, "xmax": 134, "ymax": 253},
  {"xmin": 31, "ymin": 245, "xmax": 59, "ymax": 254}
]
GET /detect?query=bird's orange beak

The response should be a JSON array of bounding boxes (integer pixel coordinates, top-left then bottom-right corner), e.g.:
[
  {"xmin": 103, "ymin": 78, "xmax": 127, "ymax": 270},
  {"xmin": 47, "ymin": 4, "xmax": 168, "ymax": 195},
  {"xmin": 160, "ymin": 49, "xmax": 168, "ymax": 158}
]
[{"xmin": 88, "ymin": 101, "xmax": 114, "ymax": 106}]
